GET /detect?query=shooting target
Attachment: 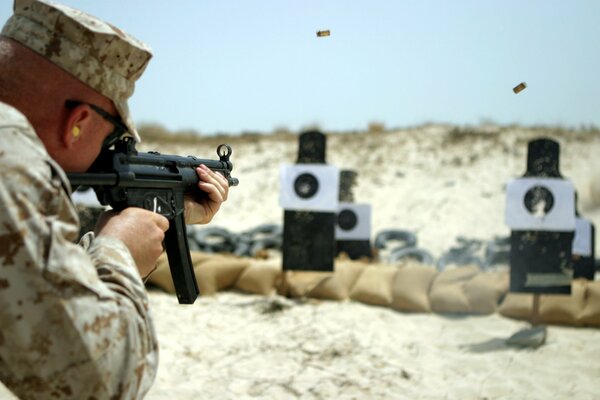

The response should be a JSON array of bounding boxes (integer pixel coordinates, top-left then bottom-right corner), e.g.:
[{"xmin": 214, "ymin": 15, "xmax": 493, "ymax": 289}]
[
  {"xmin": 335, "ymin": 203, "xmax": 371, "ymax": 240},
  {"xmin": 505, "ymin": 177, "xmax": 575, "ymax": 231},
  {"xmin": 573, "ymin": 217, "xmax": 593, "ymax": 257},
  {"xmin": 279, "ymin": 164, "xmax": 339, "ymax": 211}
]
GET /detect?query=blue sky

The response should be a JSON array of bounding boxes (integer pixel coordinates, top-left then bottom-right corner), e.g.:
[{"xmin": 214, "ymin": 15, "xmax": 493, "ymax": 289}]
[{"xmin": 1, "ymin": 1, "xmax": 599, "ymax": 134}]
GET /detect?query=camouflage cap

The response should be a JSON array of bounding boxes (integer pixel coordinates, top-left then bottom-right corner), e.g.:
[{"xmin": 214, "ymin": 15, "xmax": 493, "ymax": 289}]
[{"xmin": 1, "ymin": 0, "xmax": 152, "ymax": 142}]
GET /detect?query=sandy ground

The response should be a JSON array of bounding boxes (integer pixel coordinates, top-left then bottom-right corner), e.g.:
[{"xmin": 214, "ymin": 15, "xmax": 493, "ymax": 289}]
[
  {"xmin": 2, "ymin": 124, "xmax": 600, "ymax": 399},
  {"xmin": 145, "ymin": 291, "xmax": 600, "ymax": 400},
  {"xmin": 145, "ymin": 124, "xmax": 600, "ymax": 400}
]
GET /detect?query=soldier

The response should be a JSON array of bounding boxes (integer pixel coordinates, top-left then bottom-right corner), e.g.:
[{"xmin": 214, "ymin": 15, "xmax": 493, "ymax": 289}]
[{"xmin": 0, "ymin": 1, "xmax": 229, "ymax": 399}]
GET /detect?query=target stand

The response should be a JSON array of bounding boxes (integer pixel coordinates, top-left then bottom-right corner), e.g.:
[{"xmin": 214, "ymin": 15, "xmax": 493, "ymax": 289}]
[
  {"xmin": 336, "ymin": 170, "xmax": 372, "ymax": 260},
  {"xmin": 572, "ymin": 216, "xmax": 596, "ymax": 280},
  {"xmin": 281, "ymin": 131, "xmax": 339, "ymax": 271},
  {"xmin": 505, "ymin": 138, "xmax": 575, "ymax": 294}
]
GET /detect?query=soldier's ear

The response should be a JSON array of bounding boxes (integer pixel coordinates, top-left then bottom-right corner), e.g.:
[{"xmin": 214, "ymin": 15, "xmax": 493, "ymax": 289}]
[{"xmin": 63, "ymin": 103, "xmax": 93, "ymax": 148}]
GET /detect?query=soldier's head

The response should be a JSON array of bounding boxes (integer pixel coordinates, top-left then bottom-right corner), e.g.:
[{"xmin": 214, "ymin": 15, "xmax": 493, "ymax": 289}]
[{"xmin": 0, "ymin": 0, "xmax": 152, "ymax": 172}]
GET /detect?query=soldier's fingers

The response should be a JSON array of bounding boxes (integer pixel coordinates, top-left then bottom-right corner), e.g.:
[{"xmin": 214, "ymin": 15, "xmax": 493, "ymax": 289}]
[
  {"xmin": 198, "ymin": 180, "xmax": 224, "ymax": 205},
  {"xmin": 197, "ymin": 166, "xmax": 228, "ymax": 200},
  {"xmin": 152, "ymin": 213, "xmax": 170, "ymax": 232}
]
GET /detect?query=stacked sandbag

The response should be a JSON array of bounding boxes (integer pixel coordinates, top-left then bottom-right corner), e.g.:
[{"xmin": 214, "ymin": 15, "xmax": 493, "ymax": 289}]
[
  {"xmin": 429, "ymin": 265, "xmax": 509, "ymax": 314},
  {"xmin": 278, "ymin": 259, "xmax": 367, "ymax": 301},
  {"xmin": 391, "ymin": 261, "xmax": 438, "ymax": 313},
  {"xmin": 349, "ymin": 264, "xmax": 397, "ymax": 306},
  {"xmin": 581, "ymin": 281, "xmax": 600, "ymax": 326},
  {"xmin": 498, "ymin": 279, "xmax": 600, "ymax": 327},
  {"xmin": 148, "ymin": 255, "xmax": 509, "ymax": 316},
  {"xmin": 280, "ymin": 259, "xmax": 437, "ymax": 309},
  {"xmin": 148, "ymin": 252, "xmax": 251, "ymax": 295},
  {"xmin": 234, "ymin": 258, "xmax": 281, "ymax": 295},
  {"xmin": 147, "ymin": 251, "xmax": 600, "ymax": 328}
]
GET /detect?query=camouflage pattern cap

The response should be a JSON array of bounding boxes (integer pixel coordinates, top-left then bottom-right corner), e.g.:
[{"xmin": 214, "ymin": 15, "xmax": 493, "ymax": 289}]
[{"xmin": 1, "ymin": 0, "xmax": 153, "ymax": 142}]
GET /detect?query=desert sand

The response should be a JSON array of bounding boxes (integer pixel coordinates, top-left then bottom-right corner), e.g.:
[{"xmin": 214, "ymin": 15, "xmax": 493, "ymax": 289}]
[
  {"xmin": 145, "ymin": 125, "xmax": 600, "ymax": 399},
  {"xmin": 2, "ymin": 124, "xmax": 600, "ymax": 399}
]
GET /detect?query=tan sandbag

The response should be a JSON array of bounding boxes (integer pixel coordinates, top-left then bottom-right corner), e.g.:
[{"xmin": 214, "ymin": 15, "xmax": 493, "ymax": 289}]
[
  {"xmin": 498, "ymin": 292, "xmax": 533, "ymax": 321},
  {"xmin": 190, "ymin": 251, "xmax": 217, "ymax": 265},
  {"xmin": 499, "ymin": 281, "xmax": 588, "ymax": 326},
  {"xmin": 349, "ymin": 265, "xmax": 397, "ymax": 306},
  {"xmin": 430, "ymin": 283, "xmax": 470, "ymax": 314},
  {"xmin": 390, "ymin": 262, "xmax": 437, "ymax": 312},
  {"xmin": 335, "ymin": 259, "xmax": 368, "ymax": 292},
  {"xmin": 146, "ymin": 252, "xmax": 249, "ymax": 296},
  {"xmin": 539, "ymin": 280, "xmax": 586, "ymax": 326},
  {"xmin": 146, "ymin": 253, "xmax": 175, "ymax": 293},
  {"xmin": 581, "ymin": 280, "xmax": 600, "ymax": 326},
  {"xmin": 429, "ymin": 265, "xmax": 480, "ymax": 314},
  {"xmin": 194, "ymin": 256, "xmax": 250, "ymax": 295},
  {"xmin": 282, "ymin": 271, "xmax": 331, "ymax": 298},
  {"xmin": 463, "ymin": 271, "xmax": 509, "ymax": 314},
  {"xmin": 433, "ymin": 265, "xmax": 480, "ymax": 285},
  {"xmin": 235, "ymin": 259, "xmax": 281, "ymax": 295},
  {"xmin": 308, "ymin": 260, "xmax": 368, "ymax": 300},
  {"xmin": 299, "ymin": 260, "xmax": 369, "ymax": 300},
  {"xmin": 309, "ymin": 275, "xmax": 349, "ymax": 300}
]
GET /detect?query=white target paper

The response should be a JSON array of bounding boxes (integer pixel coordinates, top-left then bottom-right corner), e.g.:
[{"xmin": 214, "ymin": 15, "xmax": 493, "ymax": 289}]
[
  {"xmin": 335, "ymin": 203, "xmax": 372, "ymax": 240},
  {"xmin": 279, "ymin": 164, "xmax": 340, "ymax": 212},
  {"xmin": 505, "ymin": 177, "xmax": 575, "ymax": 231},
  {"xmin": 572, "ymin": 217, "xmax": 592, "ymax": 256}
]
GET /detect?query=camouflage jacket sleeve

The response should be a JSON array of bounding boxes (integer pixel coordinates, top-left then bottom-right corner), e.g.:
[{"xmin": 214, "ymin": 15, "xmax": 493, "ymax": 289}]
[{"xmin": 0, "ymin": 103, "xmax": 158, "ymax": 400}]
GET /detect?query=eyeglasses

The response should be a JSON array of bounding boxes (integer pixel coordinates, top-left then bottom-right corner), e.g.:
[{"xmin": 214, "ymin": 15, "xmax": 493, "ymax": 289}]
[{"xmin": 65, "ymin": 100, "xmax": 129, "ymax": 148}]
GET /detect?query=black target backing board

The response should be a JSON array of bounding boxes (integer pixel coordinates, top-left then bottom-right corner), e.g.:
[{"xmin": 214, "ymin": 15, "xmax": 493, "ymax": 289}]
[
  {"xmin": 506, "ymin": 138, "xmax": 575, "ymax": 294},
  {"xmin": 524, "ymin": 138, "xmax": 561, "ymax": 178},
  {"xmin": 339, "ymin": 170, "xmax": 358, "ymax": 202},
  {"xmin": 336, "ymin": 203, "xmax": 372, "ymax": 260},
  {"xmin": 282, "ymin": 210, "xmax": 336, "ymax": 271},
  {"xmin": 281, "ymin": 129, "xmax": 336, "ymax": 272},
  {"xmin": 296, "ymin": 130, "xmax": 327, "ymax": 164},
  {"xmin": 509, "ymin": 231, "xmax": 574, "ymax": 294},
  {"xmin": 572, "ymin": 217, "xmax": 596, "ymax": 280}
]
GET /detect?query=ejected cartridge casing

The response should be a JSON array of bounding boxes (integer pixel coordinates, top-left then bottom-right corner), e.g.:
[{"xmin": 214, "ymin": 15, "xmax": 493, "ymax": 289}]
[
  {"xmin": 513, "ymin": 82, "xmax": 527, "ymax": 94},
  {"xmin": 316, "ymin": 30, "xmax": 331, "ymax": 37}
]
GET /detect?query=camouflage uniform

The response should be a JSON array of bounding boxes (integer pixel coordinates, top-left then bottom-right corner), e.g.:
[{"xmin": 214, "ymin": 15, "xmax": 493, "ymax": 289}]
[
  {"xmin": 0, "ymin": 0, "xmax": 159, "ymax": 398},
  {"xmin": 0, "ymin": 102, "xmax": 158, "ymax": 399}
]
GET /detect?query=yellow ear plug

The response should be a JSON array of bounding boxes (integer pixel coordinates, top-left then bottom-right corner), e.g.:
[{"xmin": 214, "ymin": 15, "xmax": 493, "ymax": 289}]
[{"xmin": 72, "ymin": 126, "xmax": 80, "ymax": 138}]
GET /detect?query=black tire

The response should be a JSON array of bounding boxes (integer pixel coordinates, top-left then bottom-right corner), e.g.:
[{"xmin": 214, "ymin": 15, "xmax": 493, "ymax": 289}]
[
  {"xmin": 483, "ymin": 236, "xmax": 510, "ymax": 269},
  {"xmin": 192, "ymin": 226, "xmax": 237, "ymax": 253},
  {"xmin": 233, "ymin": 238, "xmax": 252, "ymax": 257},
  {"xmin": 235, "ymin": 224, "xmax": 283, "ymax": 257},
  {"xmin": 241, "ymin": 223, "xmax": 283, "ymax": 237},
  {"xmin": 373, "ymin": 229, "xmax": 417, "ymax": 250},
  {"xmin": 388, "ymin": 247, "xmax": 435, "ymax": 265},
  {"xmin": 436, "ymin": 252, "xmax": 483, "ymax": 271},
  {"xmin": 250, "ymin": 236, "xmax": 282, "ymax": 256}
]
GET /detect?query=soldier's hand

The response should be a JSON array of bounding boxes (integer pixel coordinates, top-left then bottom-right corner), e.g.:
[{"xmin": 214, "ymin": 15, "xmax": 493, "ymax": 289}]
[
  {"xmin": 183, "ymin": 165, "xmax": 229, "ymax": 225},
  {"xmin": 95, "ymin": 208, "xmax": 169, "ymax": 278}
]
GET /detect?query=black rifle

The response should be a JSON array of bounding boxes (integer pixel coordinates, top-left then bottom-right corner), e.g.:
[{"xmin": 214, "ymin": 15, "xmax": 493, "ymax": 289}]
[{"xmin": 67, "ymin": 137, "xmax": 239, "ymax": 304}]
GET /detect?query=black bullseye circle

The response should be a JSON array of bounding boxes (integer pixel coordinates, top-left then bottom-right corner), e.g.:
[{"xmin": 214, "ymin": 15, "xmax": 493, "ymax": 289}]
[
  {"xmin": 524, "ymin": 185, "xmax": 554, "ymax": 216},
  {"xmin": 338, "ymin": 209, "xmax": 358, "ymax": 231},
  {"xmin": 294, "ymin": 173, "xmax": 319, "ymax": 199}
]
